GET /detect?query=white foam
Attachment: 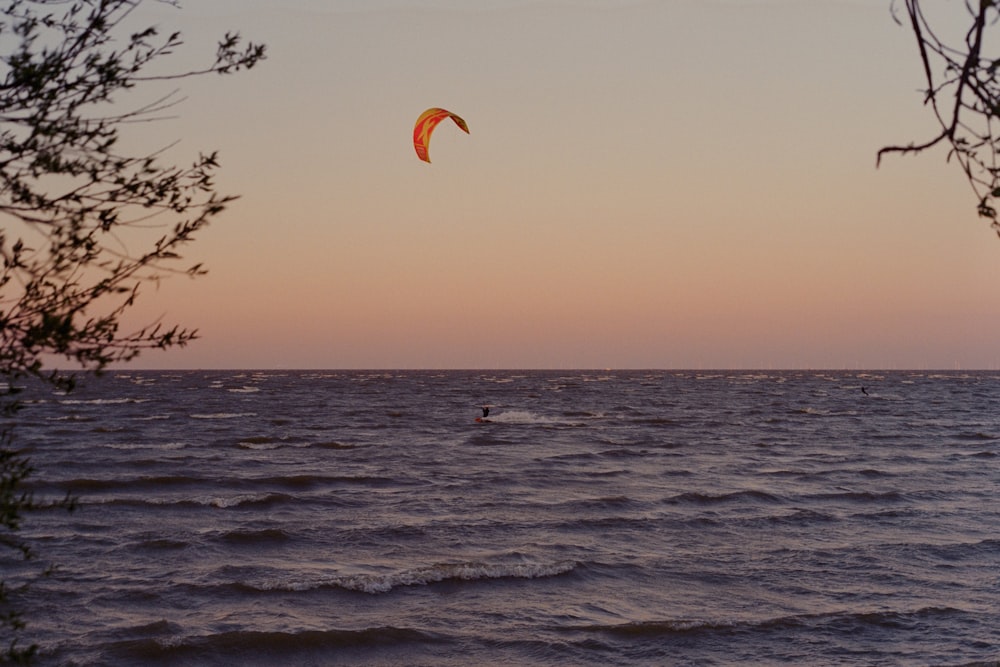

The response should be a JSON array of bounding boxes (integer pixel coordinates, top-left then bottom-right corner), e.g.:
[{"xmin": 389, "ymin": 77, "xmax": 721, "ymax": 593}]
[
  {"xmin": 489, "ymin": 410, "xmax": 566, "ymax": 425},
  {"xmin": 237, "ymin": 441, "xmax": 282, "ymax": 450},
  {"xmin": 59, "ymin": 398, "xmax": 149, "ymax": 405},
  {"xmin": 103, "ymin": 441, "xmax": 187, "ymax": 451},
  {"xmin": 177, "ymin": 493, "xmax": 274, "ymax": 508},
  {"xmin": 258, "ymin": 559, "xmax": 579, "ymax": 595},
  {"xmin": 190, "ymin": 412, "xmax": 257, "ymax": 420}
]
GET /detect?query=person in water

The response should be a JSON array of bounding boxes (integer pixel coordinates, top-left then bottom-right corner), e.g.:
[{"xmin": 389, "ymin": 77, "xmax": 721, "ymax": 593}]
[{"xmin": 481, "ymin": 405, "xmax": 490, "ymax": 418}]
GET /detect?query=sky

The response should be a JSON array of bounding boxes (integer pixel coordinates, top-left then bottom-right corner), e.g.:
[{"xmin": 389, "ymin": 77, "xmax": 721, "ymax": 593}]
[{"xmin": 105, "ymin": 0, "xmax": 1000, "ymax": 369}]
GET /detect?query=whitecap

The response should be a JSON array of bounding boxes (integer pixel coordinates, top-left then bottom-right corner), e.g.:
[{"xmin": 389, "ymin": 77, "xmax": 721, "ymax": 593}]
[
  {"xmin": 60, "ymin": 398, "xmax": 149, "ymax": 405},
  {"xmin": 190, "ymin": 412, "xmax": 257, "ymax": 420},
  {"xmin": 256, "ymin": 559, "xmax": 579, "ymax": 595},
  {"xmin": 237, "ymin": 441, "xmax": 282, "ymax": 450},
  {"xmin": 103, "ymin": 441, "xmax": 186, "ymax": 450},
  {"xmin": 184, "ymin": 493, "xmax": 276, "ymax": 508},
  {"xmin": 351, "ymin": 560, "xmax": 579, "ymax": 594},
  {"xmin": 489, "ymin": 410, "xmax": 568, "ymax": 425}
]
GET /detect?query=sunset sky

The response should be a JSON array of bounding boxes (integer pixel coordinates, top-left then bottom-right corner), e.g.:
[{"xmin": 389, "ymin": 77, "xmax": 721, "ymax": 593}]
[{"xmin": 115, "ymin": 0, "xmax": 1000, "ymax": 369}]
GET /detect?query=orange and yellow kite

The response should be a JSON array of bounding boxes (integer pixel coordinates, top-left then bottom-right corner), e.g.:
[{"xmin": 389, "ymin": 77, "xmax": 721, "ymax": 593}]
[{"xmin": 413, "ymin": 107, "xmax": 469, "ymax": 163}]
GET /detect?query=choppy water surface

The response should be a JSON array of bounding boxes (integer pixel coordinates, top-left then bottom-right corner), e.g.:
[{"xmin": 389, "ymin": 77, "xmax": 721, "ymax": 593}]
[{"xmin": 7, "ymin": 370, "xmax": 1000, "ymax": 665}]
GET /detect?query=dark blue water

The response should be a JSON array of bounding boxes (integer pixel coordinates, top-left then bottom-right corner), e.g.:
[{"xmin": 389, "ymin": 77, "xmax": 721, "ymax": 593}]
[{"xmin": 5, "ymin": 370, "xmax": 1000, "ymax": 665}]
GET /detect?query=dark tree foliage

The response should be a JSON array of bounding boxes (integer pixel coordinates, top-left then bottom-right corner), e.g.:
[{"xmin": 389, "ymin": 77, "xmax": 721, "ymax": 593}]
[
  {"xmin": 879, "ymin": 0, "xmax": 1000, "ymax": 234},
  {"xmin": 0, "ymin": 0, "xmax": 264, "ymax": 660}
]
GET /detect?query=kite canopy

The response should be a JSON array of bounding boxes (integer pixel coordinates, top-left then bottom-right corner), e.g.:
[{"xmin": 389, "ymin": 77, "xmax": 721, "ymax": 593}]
[{"xmin": 413, "ymin": 107, "xmax": 469, "ymax": 163}]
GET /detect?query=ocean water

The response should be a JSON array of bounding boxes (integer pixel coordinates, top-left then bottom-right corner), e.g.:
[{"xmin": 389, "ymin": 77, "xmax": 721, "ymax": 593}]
[{"xmin": 5, "ymin": 370, "xmax": 1000, "ymax": 666}]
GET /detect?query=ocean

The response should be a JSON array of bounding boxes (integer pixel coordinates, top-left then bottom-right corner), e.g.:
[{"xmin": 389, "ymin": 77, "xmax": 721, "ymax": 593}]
[{"xmin": 5, "ymin": 370, "xmax": 1000, "ymax": 666}]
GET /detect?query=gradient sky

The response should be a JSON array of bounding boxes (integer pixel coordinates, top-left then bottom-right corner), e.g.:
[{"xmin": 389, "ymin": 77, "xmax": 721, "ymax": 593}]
[{"xmin": 110, "ymin": 0, "xmax": 1000, "ymax": 369}]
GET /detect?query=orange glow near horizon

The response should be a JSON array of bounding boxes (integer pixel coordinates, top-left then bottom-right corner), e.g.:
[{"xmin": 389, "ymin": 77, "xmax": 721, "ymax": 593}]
[{"xmin": 94, "ymin": 0, "xmax": 1000, "ymax": 370}]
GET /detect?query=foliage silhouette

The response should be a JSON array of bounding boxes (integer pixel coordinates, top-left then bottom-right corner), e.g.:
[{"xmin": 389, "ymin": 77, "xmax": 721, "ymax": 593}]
[
  {"xmin": 880, "ymin": 0, "xmax": 1000, "ymax": 234},
  {"xmin": 0, "ymin": 0, "xmax": 264, "ymax": 660}
]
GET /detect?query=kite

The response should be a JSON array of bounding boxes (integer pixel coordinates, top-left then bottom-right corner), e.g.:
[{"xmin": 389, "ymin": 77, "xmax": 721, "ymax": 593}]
[{"xmin": 413, "ymin": 107, "xmax": 469, "ymax": 163}]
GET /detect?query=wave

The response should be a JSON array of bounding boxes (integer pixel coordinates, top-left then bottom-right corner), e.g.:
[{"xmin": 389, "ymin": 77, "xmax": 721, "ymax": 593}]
[
  {"xmin": 665, "ymin": 490, "xmax": 785, "ymax": 505},
  {"xmin": 641, "ymin": 417, "xmax": 681, "ymax": 427},
  {"xmin": 792, "ymin": 407, "xmax": 829, "ymax": 416},
  {"xmin": 248, "ymin": 559, "xmax": 580, "ymax": 595},
  {"xmin": 57, "ymin": 488, "xmax": 297, "ymax": 510},
  {"xmin": 810, "ymin": 490, "xmax": 907, "ymax": 503},
  {"xmin": 134, "ymin": 538, "xmax": 191, "ymax": 551},
  {"xmin": 595, "ymin": 448, "xmax": 650, "ymax": 460},
  {"xmin": 202, "ymin": 493, "xmax": 296, "ymax": 509},
  {"xmin": 101, "ymin": 441, "xmax": 187, "ymax": 451},
  {"xmin": 106, "ymin": 626, "xmax": 442, "ymax": 664},
  {"xmin": 575, "ymin": 494, "xmax": 634, "ymax": 507},
  {"xmin": 487, "ymin": 410, "xmax": 578, "ymax": 426},
  {"xmin": 59, "ymin": 397, "xmax": 150, "ymax": 405},
  {"xmin": 51, "ymin": 472, "xmax": 396, "ymax": 496},
  {"xmin": 104, "ymin": 492, "xmax": 297, "ymax": 510},
  {"xmin": 56, "ymin": 475, "xmax": 203, "ymax": 493},
  {"xmin": 124, "ymin": 619, "xmax": 179, "ymax": 635},
  {"xmin": 236, "ymin": 436, "xmax": 286, "ymax": 450},
  {"xmin": 91, "ymin": 425, "xmax": 137, "ymax": 434},
  {"xmin": 760, "ymin": 508, "xmax": 837, "ymax": 525},
  {"xmin": 921, "ymin": 537, "xmax": 1000, "ymax": 560},
  {"xmin": 955, "ymin": 431, "xmax": 999, "ymax": 441},
  {"xmin": 252, "ymin": 473, "xmax": 401, "ymax": 489},
  {"xmin": 190, "ymin": 412, "xmax": 257, "ymax": 420},
  {"xmin": 236, "ymin": 437, "xmax": 357, "ymax": 451},
  {"xmin": 220, "ymin": 528, "xmax": 292, "ymax": 546},
  {"xmin": 311, "ymin": 440, "xmax": 355, "ymax": 450},
  {"xmin": 567, "ymin": 605, "xmax": 971, "ymax": 639}
]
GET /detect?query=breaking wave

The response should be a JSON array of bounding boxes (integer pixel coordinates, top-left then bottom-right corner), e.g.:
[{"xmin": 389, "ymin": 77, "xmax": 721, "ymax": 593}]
[{"xmin": 252, "ymin": 559, "xmax": 580, "ymax": 595}]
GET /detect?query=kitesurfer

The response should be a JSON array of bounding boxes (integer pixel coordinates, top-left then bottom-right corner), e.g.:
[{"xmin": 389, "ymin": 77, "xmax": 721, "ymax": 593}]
[
  {"xmin": 481, "ymin": 405, "xmax": 490, "ymax": 419},
  {"xmin": 861, "ymin": 386, "xmax": 869, "ymax": 396}
]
